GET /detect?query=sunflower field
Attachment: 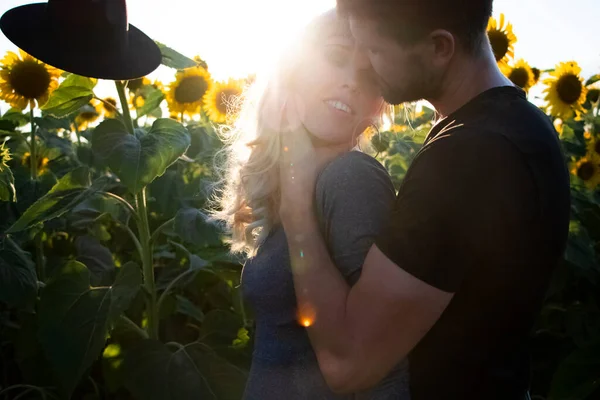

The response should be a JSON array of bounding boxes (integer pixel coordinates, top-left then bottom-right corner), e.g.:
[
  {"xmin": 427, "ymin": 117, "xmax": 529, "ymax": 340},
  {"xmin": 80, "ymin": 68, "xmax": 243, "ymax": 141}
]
[{"xmin": 0, "ymin": 11, "xmax": 599, "ymax": 400}]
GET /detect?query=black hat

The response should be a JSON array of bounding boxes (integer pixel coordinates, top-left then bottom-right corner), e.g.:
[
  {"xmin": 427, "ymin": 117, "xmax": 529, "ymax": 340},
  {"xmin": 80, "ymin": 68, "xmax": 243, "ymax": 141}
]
[{"xmin": 0, "ymin": 0, "xmax": 162, "ymax": 80}]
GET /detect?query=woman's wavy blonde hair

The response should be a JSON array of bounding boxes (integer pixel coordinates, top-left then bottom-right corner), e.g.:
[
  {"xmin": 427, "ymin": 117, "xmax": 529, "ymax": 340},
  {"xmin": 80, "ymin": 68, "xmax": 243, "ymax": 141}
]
[{"xmin": 211, "ymin": 12, "xmax": 390, "ymax": 256}]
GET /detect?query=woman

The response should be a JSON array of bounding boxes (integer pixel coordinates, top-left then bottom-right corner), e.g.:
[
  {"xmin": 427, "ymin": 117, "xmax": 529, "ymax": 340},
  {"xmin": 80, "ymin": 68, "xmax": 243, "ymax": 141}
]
[{"xmin": 213, "ymin": 9, "xmax": 410, "ymax": 400}]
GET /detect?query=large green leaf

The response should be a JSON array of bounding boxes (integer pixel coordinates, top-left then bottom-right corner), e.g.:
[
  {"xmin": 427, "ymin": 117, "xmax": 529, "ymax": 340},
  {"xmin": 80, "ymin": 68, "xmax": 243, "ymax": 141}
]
[
  {"xmin": 92, "ymin": 118, "xmax": 190, "ymax": 194},
  {"xmin": 2, "ymin": 107, "xmax": 29, "ymax": 127},
  {"xmin": 38, "ymin": 260, "xmax": 141, "ymax": 396},
  {"xmin": 549, "ymin": 342, "xmax": 600, "ymax": 400},
  {"xmin": 0, "ymin": 237, "xmax": 37, "ymax": 308},
  {"xmin": 122, "ymin": 340, "xmax": 247, "ymax": 400},
  {"xmin": 75, "ymin": 235, "xmax": 115, "ymax": 286},
  {"xmin": 174, "ymin": 208, "xmax": 222, "ymax": 247},
  {"xmin": 0, "ymin": 163, "xmax": 16, "ymax": 202},
  {"xmin": 41, "ymin": 74, "xmax": 97, "ymax": 118},
  {"xmin": 136, "ymin": 86, "xmax": 165, "ymax": 119},
  {"xmin": 155, "ymin": 42, "xmax": 197, "ymax": 70},
  {"xmin": 7, "ymin": 166, "xmax": 91, "ymax": 233},
  {"xmin": 108, "ymin": 261, "xmax": 142, "ymax": 322}
]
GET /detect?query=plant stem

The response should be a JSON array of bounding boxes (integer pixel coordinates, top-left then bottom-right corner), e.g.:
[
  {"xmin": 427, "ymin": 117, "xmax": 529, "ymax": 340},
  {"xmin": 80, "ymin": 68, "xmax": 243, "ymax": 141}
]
[
  {"xmin": 156, "ymin": 267, "xmax": 197, "ymax": 315},
  {"xmin": 149, "ymin": 217, "xmax": 175, "ymax": 246},
  {"xmin": 115, "ymin": 81, "xmax": 135, "ymax": 135},
  {"xmin": 115, "ymin": 79, "xmax": 158, "ymax": 339},
  {"xmin": 29, "ymin": 105, "xmax": 37, "ymax": 180},
  {"xmin": 136, "ymin": 190, "xmax": 158, "ymax": 339},
  {"xmin": 98, "ymin": 191, "xmax": 139, "ymax": 221},
  {"xmin": 180, "ymin": 112, "xmax": 184, "ymax": 124}
]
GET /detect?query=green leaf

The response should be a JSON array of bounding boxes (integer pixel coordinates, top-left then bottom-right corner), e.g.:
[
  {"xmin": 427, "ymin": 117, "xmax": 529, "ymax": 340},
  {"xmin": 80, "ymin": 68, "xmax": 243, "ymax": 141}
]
[
  {"xmin": 0, "ymin": 237, "xmax": 37, "ymax": 308},
  {"xmin": 38, "ymin": 261, "xmax": 111, "ymax": 396},
  {"xmin": 549, "ymin": 342, "xmax": 600, "ymax": 400},
  {"xmin": 61, "ymin": 74, "xmax": 98, "ymax": 90},
  {"xmin": 169, "ymin": 343, "xmax": 247, "ymax": 400},
  {"xmin": 136, "ymin": 87, "xmax": 165, "ymax": 119},
  {"xmin": 38, "ymin": 260, "xmax": 141, "ymax": 397},
  {"xmin": 0, "ymin": 164, "xmax": 16, "ymax": 202},
  {"xmin": 41, "ymin": 74, "xmax": 97, "ymax": 118},
  {"xmin": 174, "ymin": 208, "xmax": 222, "ymax": 247},
  {"xmin": 198, "ymin": 310, "xmax": 243, "ymax": 348},
  {"xmin": 2, "ymin": 107, "xmax": 30, "ymax": 127},
  {"xmin": 34, "ymin": 115, "xmax": 73, "ymax": 131},
  {"xmin": 108, "ymin": 261, "xmax": 142, "ymax": 322},
  {"xmin": 586, "ymin": 74, "xmax": 600, "ymax": 87},
  {"xmin": 75, "ymin": 235, "xmax": 115, "ymax": 286},
  {"xmin": 175, "ymin": 295, "xmax": 204, "ymax": 323},
  {"xmin": 122, "ymin": 340, "xmax": 247, "ymax": 400},
  {"xmin": 92, "ymin": 118, "xmax": 190, "ymax": 194},
  {"xmin": 8, "ymin": 166, "xmax": 91, "ymax": 233},
  {"xmin": 155, "ymin": 42, "xmax": 197, "ymax": 70}
]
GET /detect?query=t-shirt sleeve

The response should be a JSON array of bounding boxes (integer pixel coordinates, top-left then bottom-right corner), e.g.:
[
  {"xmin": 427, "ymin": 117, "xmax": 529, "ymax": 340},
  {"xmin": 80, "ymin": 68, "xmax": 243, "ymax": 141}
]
[
  {"xmin": 375, "ymin": 130, "xmax": 530, "ymax": 293},
  {"xmin": 315, "ymin": 151, "xmax": 396, "ymax": 285}
]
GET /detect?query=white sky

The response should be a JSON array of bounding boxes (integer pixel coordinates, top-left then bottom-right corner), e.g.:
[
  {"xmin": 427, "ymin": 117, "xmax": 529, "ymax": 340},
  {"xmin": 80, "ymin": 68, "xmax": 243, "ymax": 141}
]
[{"xmin": 0, "ymin": 0, "xmax": 598, "ymax": 99}]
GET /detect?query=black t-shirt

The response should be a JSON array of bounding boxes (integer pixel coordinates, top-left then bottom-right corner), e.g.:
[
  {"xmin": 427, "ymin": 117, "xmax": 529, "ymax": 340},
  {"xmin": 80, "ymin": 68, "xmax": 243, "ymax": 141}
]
[{"xmin": 376, "ymin": 86, "xmax": 570, "ymax": 400}]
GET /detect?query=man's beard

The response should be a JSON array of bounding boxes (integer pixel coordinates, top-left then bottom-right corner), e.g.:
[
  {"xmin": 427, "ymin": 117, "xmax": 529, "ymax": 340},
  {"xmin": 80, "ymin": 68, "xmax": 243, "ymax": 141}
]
[{"xmin": 378, "ymin": 63, "xmax": 442, "ymax": 105}]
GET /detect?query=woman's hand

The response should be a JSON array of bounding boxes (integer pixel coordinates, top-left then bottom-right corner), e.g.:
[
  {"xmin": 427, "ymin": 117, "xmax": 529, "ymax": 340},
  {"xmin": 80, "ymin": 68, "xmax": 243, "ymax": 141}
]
[{"xmin": 278, "ymin": 95, "xmax": 347, "ymax": 224}]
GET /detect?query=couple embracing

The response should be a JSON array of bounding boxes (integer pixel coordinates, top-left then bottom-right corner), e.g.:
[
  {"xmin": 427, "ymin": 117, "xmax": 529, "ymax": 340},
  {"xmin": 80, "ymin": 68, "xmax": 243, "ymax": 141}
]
[{"xmin": 214, "ymin": 1, "xmax": 571, "ymax": 399}]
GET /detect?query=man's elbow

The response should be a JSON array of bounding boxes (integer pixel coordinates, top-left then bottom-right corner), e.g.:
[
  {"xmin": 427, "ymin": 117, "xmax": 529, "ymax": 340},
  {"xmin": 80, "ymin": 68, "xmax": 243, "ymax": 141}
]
[{"xmin": 319, "ymin": 355, "xmax": 374, "ymax": 394}]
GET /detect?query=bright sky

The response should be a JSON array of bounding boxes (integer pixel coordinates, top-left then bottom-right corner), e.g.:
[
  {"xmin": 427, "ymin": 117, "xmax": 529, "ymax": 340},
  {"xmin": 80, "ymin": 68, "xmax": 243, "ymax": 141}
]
[{"xmin": 0, "ymin": 0, "xmax": 599, "ymax": 98}]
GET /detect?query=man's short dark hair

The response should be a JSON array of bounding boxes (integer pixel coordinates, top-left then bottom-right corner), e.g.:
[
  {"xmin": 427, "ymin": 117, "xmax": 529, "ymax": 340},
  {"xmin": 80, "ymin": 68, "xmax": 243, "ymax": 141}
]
[{"xmin": 337, "ymin": 0, "xmax": 493, "ymax": 54}]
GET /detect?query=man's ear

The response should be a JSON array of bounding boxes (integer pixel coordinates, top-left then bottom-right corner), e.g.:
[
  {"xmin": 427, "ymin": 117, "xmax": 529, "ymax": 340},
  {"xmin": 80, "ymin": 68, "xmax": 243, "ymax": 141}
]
[{"xmin": 428, "ymin": 29, "xmax": 455, "ymax": 67}]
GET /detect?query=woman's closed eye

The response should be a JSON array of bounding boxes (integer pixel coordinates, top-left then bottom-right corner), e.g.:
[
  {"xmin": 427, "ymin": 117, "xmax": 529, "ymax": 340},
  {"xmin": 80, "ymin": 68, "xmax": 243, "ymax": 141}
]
[{"xmin": 324, "ymin": 45, "xmax": 351, "ymax": 67}]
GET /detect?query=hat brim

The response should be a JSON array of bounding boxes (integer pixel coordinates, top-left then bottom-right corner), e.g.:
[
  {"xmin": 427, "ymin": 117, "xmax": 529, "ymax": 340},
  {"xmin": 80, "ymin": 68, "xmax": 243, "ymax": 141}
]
[{"xmin": 0, "ymin": 3, "xmax": 162, "ymax": 80}]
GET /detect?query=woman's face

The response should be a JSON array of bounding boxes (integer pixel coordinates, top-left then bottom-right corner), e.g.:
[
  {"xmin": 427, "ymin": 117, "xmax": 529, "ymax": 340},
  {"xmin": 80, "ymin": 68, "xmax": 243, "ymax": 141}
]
[{"xmin": 292, "ymin": 13, "xmax": 383, "ymax": 146}]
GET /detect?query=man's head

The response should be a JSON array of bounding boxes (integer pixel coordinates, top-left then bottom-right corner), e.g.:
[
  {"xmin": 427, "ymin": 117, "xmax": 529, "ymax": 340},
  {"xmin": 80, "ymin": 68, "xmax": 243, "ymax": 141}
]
[{"xmin": 337, "ymin": 0, "xmax": 494, "ymax": 104}]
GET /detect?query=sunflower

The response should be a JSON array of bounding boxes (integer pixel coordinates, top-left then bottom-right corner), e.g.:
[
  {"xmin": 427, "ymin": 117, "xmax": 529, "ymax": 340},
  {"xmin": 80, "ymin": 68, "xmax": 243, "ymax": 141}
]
[
  {"xmin": 166, "ymin": 66, "xmax": 212, "ymax": 117},
  {"xmin": 586, "ymin": 136, "xmax": 600, "ymax": 159},
  {"xmin": 487, "ymin": 14, "xmax": 517, "ymax": 67},
  {"xmin": 571, "ymin": 156, "xmax": 600, "ymax": 189},
  {"xmin": 0, "ymin": 50, "xmax": 61, "ymax": 110},
  {"xmin": 98, "ymin": 97, "xmax": 119, "ymax": 118},
  {"xmin": 74, "ymin": 103, "xmax": 100, "ymax": 130},
  {"xmin": 128, "ymin": 78, "xmax": 163, "ymax": 110},
  {"xmin": 531, "ymin": 68, "xmax": 541, "ymax": 85},
  {"xmin": 543, "ymin": 61, "xmax": 587, "ymax": 120},
  {"xmin": 503, "ymin": 59, "xmax": 535, "ymax": 91},
  {"xmin": 203, "ymin": 78, "xmax": 244, "ymax": 124},
  {"xmin": 127, "ymin": 77, "xmax": 151, "ymax": 93},
  {"xmin": 22, "ymin": 151, "xmax": 50, "ymax": 175},
  {"xmin": 193, "ymin": 55, "xmax": 209, "ymax": 70}
]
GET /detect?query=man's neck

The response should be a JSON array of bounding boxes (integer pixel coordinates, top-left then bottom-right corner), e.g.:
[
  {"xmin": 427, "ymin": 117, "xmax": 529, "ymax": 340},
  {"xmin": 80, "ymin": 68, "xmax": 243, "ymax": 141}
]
[{"xmin": 429, "ymin": 52, "xmax": 513, "ymax": 118}]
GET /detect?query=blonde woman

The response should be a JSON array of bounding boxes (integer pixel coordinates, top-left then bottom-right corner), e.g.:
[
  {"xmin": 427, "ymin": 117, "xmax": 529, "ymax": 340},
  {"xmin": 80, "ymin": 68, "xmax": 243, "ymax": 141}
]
[{"xmin": 213, "ymin": 9, "xmax": 409, "ymax": 400}]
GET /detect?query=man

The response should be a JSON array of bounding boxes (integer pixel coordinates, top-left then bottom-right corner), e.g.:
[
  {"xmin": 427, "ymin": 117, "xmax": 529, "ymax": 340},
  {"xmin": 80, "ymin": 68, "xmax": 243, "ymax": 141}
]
[{"xmin": 277, "ymin": 0, "xmax": 571, "ymax": 399}]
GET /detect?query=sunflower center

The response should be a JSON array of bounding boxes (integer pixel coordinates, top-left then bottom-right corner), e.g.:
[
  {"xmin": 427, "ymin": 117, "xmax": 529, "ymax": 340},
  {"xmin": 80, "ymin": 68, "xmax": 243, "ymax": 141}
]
[
  {"xmin": 103, "ymin": 97, "xmax": 117, "ymax": 113},
  {"xmin": 487, "ymin": 30, "xmax": 509, "ymax": 62},
  {"xmin": 127, "ymin": 78, "xmax": 144, "ymax": 92},
  {"xmin": 79, "ymin": 111, "xmax": 98, "ymax": 122},
  {"xmin": 175, "ymin": 76, "xmax": 209, "ymax": 104},
  {"xmin": 216, "ymin": 89, "xmax": 240, "ymax": 114},
  {"xmin": 578, "ymin": 161, "xmax": 596, "ymax": 181},
  {"xmin": 509, "ymin": 68, "xmax": 530, "ymax": 89},
  {"xmin": 556, "ymin": 74, "xmax": 583, "ymax": 105},
  {"xmin": 8, "ymin": 59, "xmax": 51, "ymax": 99}
]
